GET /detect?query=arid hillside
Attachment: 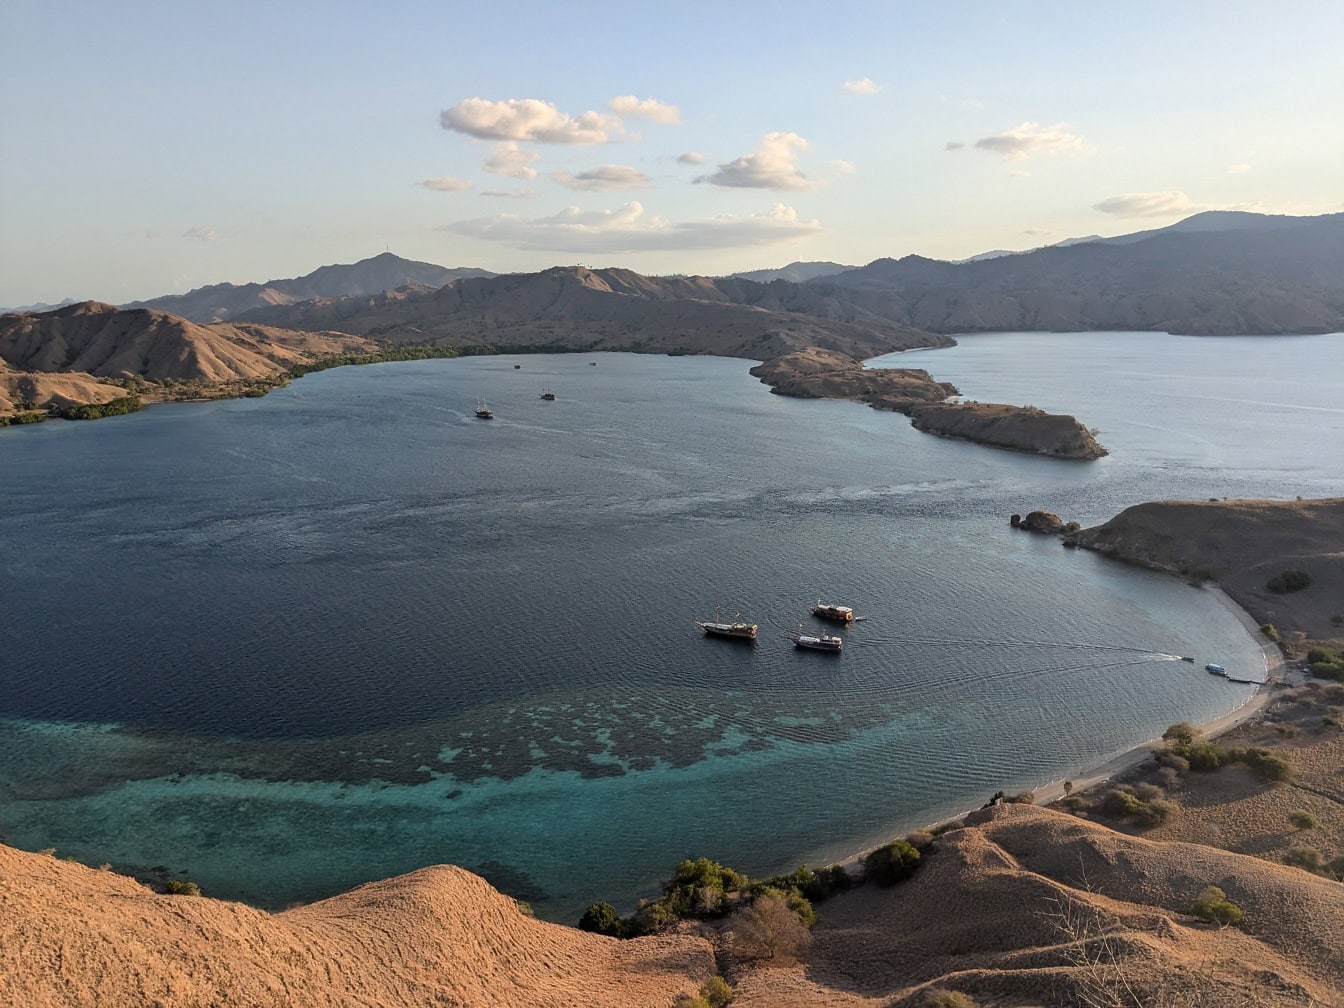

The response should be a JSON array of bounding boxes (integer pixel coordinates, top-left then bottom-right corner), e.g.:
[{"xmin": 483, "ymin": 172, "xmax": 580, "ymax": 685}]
[
  {"xmin": 0, "ymin": 301, "xmax": 378, "ymax": 413},
  {"xmin": 236, "ymin": 265, "xmax": 951, "ymax": 361},
  {"xmin": 0, "ymin": 846, "xmax": 715, "ymax": 1008},
  {"xmin": 1072, "ymin": 498, "xmax": 1344, "ymax": 644}
]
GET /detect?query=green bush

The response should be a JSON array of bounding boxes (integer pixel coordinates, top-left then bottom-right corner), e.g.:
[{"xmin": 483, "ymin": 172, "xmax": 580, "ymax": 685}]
[
  {"xmin": 1288, "ymin": 810, "xmax": 1318, "ymax": 830},
  {"xmin": 1190, "ymin": 885, "xmax": 1243, "ymax": 926},
  {"xmin": 1284, "ymin": 845, "xmax": 1326, "ymax": 873},
  {"xmin": 1266, "ymin": 570, "xmax": 1311, "ymax": 593},
  {"xmin": 60, "ymin": 395, "xmax": 142, "ymax": 420},
  {"xmin": 699, "ymin": 976, "xmax": 734, "ymax": 1007},
  {"xmin": 164, "ymin": 879, "xmax": 201, "ymax": 896},
  {"xmin": 1306, "ymin": 647, "xmax": 1338, "ymax": 664},
  {"xmin": 863, "ymin": 839, "xmax": 920, "ymax": 886},
  {"xmin": 1240, "ymin": 748, "xmax": 1294, "ymax": 782},
  {"xmin": 578, "ymin": 901, "xmax": 624, "ymax": 937},
  {"xmin": 923, "ymin": 991, "xmax": 979, "ymax": 1008},
  {"xmin": 1310, "ymin": 661, "xmax": 1344, "ymax": 682},
  {"xmin": 1260, "ymin": 623, "xmax": 1280, "ymax": 641}
]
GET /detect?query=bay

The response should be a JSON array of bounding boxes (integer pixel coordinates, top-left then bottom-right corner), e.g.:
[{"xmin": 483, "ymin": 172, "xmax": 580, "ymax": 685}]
[{"xmin": 1, "ymin": 330, "xmax": 1340, "ymax": 920}]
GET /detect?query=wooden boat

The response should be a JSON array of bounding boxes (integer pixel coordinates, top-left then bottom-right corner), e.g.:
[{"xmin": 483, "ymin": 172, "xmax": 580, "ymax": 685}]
[
  {"xmin": 811, "ymin": 601, "xmax": 854, "ymax": 623},
  {"xmin": 790, "ymin": 628, "xmax": 842, "ymax": 652},
  {"xmin": 474, "ymin": 399, "xmax": 494, "ymax": 419},
  {"xmin": 540, "ymin": 389, "xmax": 556, "ymax": 401},
  {"xmin": 696, "ymin": 617, "xmax": 757, "ymax": 641}
]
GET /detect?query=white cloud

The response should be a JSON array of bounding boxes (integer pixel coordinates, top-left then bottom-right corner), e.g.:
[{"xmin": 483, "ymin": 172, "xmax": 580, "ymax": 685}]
[
  {"xmin": 830, "ymin": 159, "xmax": 856, "ymax": 175},
  {"xmin": 944, "ymin": 141, "xmax": 964, "ymax": 151},
  {"xmin": 446, "ymin": 201, "xmax": 822, "ymax": 252},
  {"xmin": 1092, "ymin": 191, "xmax": 1204, "ymax": 217},
  {"xmin": 421, "ymin": 176, "xmax": 473, "ymax": 192},
  {"xmin": 1022, "ymin": 228, "xmax": 1053, "ymax": 236},
  {"xmin": 1008, "ymin": 170, "xmax": 1031, "ymax": 178},
  {"xmin": 843, "ymin": 77, "xmax": 880, "ymax": 95},
  {"xmin": 677, "ymin": 151, "xmax": 705, "ymax": 165},
  {"xmin": 440, "ymin": 97, "xmax": 620, "ymax": 144},
  {"xmin": 551, "ymin": 165, "xmax": 652, "ymax": 191},
  {"xmin": 608, "ymin": 95, "xmax": 681, "ymax": 124},
  {"xmin": 484, "ymin": 142, "xmax": 539, "ymax": 179},
  {"xmin": 481, "ymin": 188, "xmax": 536, "ymax": 199},
  {"xmin": 697, "ymin": 132, "xmax": 811, "ymax": 190},
  {"xmin": 974, "ymin": 122, "xmax": 1090, "ymax": 159},
  {"xmin": 1226, "ymin": 163, "xmax": 1251, "ymax": 174},
  {"xmin": 182, "ymin": 226, "xmax": 219, "ymax": 241}
]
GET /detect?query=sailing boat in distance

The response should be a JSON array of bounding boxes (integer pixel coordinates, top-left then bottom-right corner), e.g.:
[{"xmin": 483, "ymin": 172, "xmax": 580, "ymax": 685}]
[
  {"xmin": 474, "ymin": 399, "xmax": 494, "ymax": 419},
  {"xmin": 540, "ymin": 388, "xmax": 556, "ymax": 401}
]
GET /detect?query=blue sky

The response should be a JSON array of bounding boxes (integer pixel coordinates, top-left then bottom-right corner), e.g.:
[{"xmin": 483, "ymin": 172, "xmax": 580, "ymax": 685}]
[{"xmin": 2, "ymin": 0, "xmax": 1341, "ymax": 305}]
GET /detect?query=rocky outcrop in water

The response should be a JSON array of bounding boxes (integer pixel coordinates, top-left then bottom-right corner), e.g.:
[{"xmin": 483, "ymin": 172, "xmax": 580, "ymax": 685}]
[
  {"xmin": 908, "ymin": 402, "xmax": 1107, "ymax": 459},
  {"xmin": 749, "ymin": 347, "xmax": 957, "ymax": 409}
]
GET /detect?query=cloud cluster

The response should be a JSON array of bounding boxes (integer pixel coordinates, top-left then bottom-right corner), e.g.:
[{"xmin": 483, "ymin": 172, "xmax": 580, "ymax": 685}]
[
  {"xmin": 973, "ymin": 122, "xmax": 1089, "ymax": 159},
  {"xmin": 421, "ymin": 176, "xmax": 473, "ymax": 192},
  {"xmin": 698, "ymin": 132, "xmax": 811, "ymax": 190},
  {"xmin": 1226, "ymin": 163, "xmax": 1251, "ymax": 174},
  {"xmin": 608, "ymin": 95, "xmax": 681, "ymax": 124},
  {"xmin": 484, "ymin": 142, "xmax": 539, "ymax": 179},
  {"xmin": 843, "ymin": 77, "xmax": 880, "ymax": 95},
  {"xmin": 441, "ymin": 98, "xmax": 619, "ymax": 144},
  {"xmin": 551, "ymin": 165, "xmax": 652, "ymax": 191},
  {"xmin": 447, "ymin": 201, "xmax": 821, "ymax": 252},
  {"xmin": 677, "ymin": 151, "xmax": 704, "ymax": 165},
  {"xmin": 182, "ymin": 226, "xmax": 219, "ymax": 241},
  {"xmin": 481, "ymin": 188, "xmax": 536, "ymax": 199},
  {"xmin": 1092, "ymin": 191, "xmax": 1203, "ymax": 217}
]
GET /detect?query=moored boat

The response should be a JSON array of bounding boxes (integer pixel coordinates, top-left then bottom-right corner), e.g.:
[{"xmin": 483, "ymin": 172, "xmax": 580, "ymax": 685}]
[
  {"xmin": 540, "ymin": 389, "xmax": 556, "ymax": 400},
  {"xmin": 790, "ymin": 629, "xmax": 843, "ymax": 652},
  {"xmin": 811, "ymin": 600, "xmax": 854, "ymax": 623},
  {"xmin": 696, "ymin": 618, "xmax": 757, "ymax": 641},
  {"xmin": 474, "ymin": 399, "xmax": 494, "ymax": 419}
]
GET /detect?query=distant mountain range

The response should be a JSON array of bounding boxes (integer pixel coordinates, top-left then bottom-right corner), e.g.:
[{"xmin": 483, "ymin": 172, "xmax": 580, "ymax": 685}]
[
  {"xmin": 236, "ymin": 266, "xmax": 947, "ymax": 361},
  {"xmin": 725, "ymin": 261, "xmax": 857, "ymax": 283},
  {"xmin": 820, "ymin": 211, "xmax": 1344, "ymax": 335},
  {"xmin": 126, "ymin": 253, "xmax": 495, "ymax": 323}
]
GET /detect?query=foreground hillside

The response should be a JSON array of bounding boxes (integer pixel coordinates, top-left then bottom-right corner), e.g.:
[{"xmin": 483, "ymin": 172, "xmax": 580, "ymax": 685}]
[
  {"xmin": 6, "ymin": 802, "xmax": 1340, "ymax": 1008},
  {"xmin": 1071, "ymin": 498, "xmax": 1344, "ymax": 644},
  {"xmin": 0, "ymin": 301, "xmax": 377, "ymax": 414}
]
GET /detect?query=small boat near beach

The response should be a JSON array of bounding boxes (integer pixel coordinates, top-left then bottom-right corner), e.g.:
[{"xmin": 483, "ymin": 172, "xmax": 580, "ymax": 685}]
[
  {"xmin": 811, "ymin": 601, "xmax": 854, "ymax": 623},
  {"xmin": 696, "ymin": 615, "xmax": 757, "ymax": 641},
  {"xmin": 790, "ymin": 628, "xmax": 843, "ymax": 653}
]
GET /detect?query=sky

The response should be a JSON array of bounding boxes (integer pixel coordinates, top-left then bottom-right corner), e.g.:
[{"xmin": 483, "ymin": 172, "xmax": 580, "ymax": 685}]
[{"xmin": 2, "ymin": 0, "xmax": 1341, "ymax": 306}]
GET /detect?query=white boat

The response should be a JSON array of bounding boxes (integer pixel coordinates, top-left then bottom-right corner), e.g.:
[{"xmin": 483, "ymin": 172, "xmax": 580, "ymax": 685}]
[
  {"xmin": 1205, "ymin": 663, "xmax": 1226, "ymax": 675},
  {"xmin": 696, "ymin": 619, "xmax": 757, "ymax": 641},
  {"xmin": 790, "ymin": 628, "xmax": 842, "ymax": 653},
  {"xmin": 811, "ymin": 600, "xmax": 854, "ymax": 623}
]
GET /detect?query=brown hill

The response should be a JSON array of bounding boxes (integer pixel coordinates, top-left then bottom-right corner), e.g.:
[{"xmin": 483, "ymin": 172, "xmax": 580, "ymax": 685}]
[
  {"xmin": 0, "ymin": 362, "xmax": 132, "ymax": 412},
  {"xmin": 0, "ymin": 845, "xmax": 714, "ymax": 1008},
  {"xmin": 823, "ymin": 212, "xmax": 1344, "ymax": 336},
  {"xmin": 127, "ymin": 253, "xmax": 494, "ymax": 323},
  {"xmin": 731, "ymin": 804, "xmax": 1342, "ymax": 1007},
  {"xmin": 1071, "ymin": 498, "xmax": 1344, "ymax": 642},
  {"xmin": 0, "ymin": 302, "xmax": 377, "ymax": 407},
  {"xmin": 238, "ymin": 265, "xmax": 951, "ymax": 361}
]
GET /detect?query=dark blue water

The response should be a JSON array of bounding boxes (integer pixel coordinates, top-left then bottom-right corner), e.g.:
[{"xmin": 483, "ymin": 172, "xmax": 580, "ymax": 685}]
[{"xmin": 2, "ymin": 331, "xmax": 1341, "ymax": 919}]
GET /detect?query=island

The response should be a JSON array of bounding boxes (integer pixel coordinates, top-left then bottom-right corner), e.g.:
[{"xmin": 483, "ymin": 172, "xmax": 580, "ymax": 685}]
[{"xmin": 751, "ymin": 346, "xmax": 1107, "ymax": 460}]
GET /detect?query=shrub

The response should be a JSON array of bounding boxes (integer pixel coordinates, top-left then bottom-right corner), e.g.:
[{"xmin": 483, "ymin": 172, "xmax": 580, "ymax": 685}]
[
  {"xmin": 699, "ymin": 976, "xmax": 734, "ymax": 1008},
  {"xmin": 1133, "ymin": 782, "xmax": 1166, "ymax": 802},
  {"xmin": 1191, "ymin": 886, "xmax": 1243, "ymax": 926},
  {"xmin": 725, "ymin": 893, "xmax": 812, "ymax": 961},
  {"xmin": 1266, "ymin": 570, "xmax": 1311, "ymax": 593},
  {"xmin": 1006, "ymin": 790, "xmax": 1035, "ymax": 804},
  {"xmin": 1260, "ymin": 623, "xmax": 1280, "ymax": 641},
  {"xmin": 1310, "ymin": 661, "xmax": 1344, "ymax": 682},
  {"xmin": 1288, "ymin": 810, "xmax": 1318, "ymax": 830},
  {"xmin": 578, "ymin": 901, "xmax": 624, "ymax": 937},
  {"xmin": 1155, "ymin": 766, "xmax": 1181, "ymax": 789},
  {"xmin": 1306, "ymin": 647, "xmax": 1338, "ymax": 665},
  {"xmin": 1241, "ymin": 748, "xmax": 1294, "ymax": 782},
  {"xmin": 1101, "ymin": 788, "xmax": 1144, "ymax": 817},
  {"xmin": 1134, "ymin": 798, "xmax": 1178, "ymax": 827},
  {"xmin": 905, "ymin": 830, "xmax": 936, "ymax": 852},
  {"xmin": 923, "ymin": 990, "xmax": 979, "ymax": 1008},
  {"xmin": 863, "ymin": 839, "xmax": 921, "ymax": 886},
  {"xmin": 1284, "ymin": 845, "xmax": 1326, "ymax": 873},
  {"xmin": 164, "ymin": 879, "xmax": 201, "ymax": 896}
]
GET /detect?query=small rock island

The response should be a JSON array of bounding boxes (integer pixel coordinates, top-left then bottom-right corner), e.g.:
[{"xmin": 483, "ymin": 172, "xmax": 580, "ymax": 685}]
[{"xmin": 751, "ymin": 347, "xmax": 1107, "ymax": 460}]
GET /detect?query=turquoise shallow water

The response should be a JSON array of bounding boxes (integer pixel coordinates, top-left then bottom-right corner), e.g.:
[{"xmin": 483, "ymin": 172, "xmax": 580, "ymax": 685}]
[{"xmin": 2, "ymin": 331, "xmax": 1341, "ymax": 919}]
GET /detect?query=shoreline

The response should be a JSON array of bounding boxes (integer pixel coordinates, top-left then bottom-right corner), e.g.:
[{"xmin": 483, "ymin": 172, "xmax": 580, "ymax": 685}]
[{"xmin": 836, "ymin": 581, "xmax": 1286, "ymax": 869}]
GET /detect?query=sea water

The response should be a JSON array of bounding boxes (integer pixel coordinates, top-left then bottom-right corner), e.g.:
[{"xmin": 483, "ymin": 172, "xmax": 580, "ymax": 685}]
[{"xmin": 2, "ymin": 331, "xmax": 1341, "ymax": 919}]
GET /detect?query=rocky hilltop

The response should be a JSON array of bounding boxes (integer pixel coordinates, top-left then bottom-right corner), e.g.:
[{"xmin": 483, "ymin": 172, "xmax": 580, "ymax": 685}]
[
  {"xmin": 909, "ymin": 401, "xmax": 1107, "ymax": 459},
  {"xmin": 822, "ymin": 211, "xmax": 1344, "ymax": 336},
  {"xmin": 127, "ymin": 253, "xmax": 494, "ymax": 323},
  {"xmin": 1071, "ymin": 497, "xmax": 1344, "ymax": 643},
  {"xmin": 5, "ymin": 802, "xmax": 1341, "ymax": 1007},
  {"xmin": 238, "ymin": 265, "xmax": 950, "ymax": 361},
  {"xmin": 0, "ymin": 301, "xmax": 376, "ymax": 413}
]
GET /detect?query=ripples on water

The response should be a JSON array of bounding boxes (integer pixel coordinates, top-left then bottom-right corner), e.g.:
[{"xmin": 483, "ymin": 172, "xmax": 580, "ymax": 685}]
[{"xmin": 1, "ymin": 332, "xmax": 1341, "ymax": 918}]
